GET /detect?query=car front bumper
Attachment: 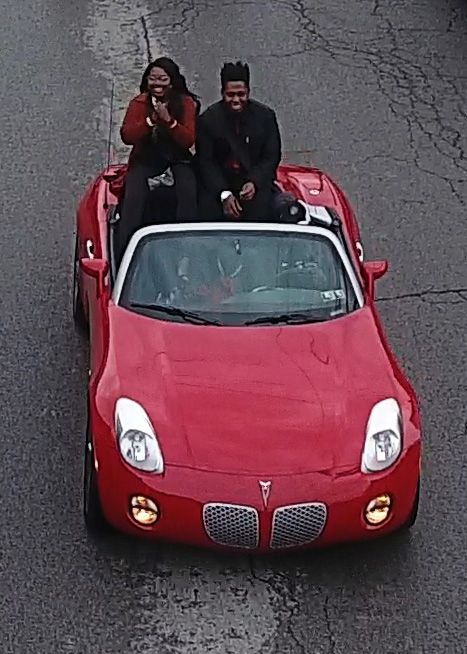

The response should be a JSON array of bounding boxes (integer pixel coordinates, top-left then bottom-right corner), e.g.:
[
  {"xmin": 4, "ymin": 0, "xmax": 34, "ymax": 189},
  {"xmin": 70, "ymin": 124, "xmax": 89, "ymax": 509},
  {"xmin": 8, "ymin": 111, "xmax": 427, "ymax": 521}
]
[{"xmin": 94, "ymin": 440, "xmax": 421, "ymax": 552}]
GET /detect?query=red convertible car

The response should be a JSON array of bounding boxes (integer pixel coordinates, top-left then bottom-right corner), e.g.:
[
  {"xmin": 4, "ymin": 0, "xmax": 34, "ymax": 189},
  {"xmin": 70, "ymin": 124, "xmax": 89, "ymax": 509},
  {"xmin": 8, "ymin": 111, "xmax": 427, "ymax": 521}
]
[{"xmin": 73, "ymin": 163, "xmax": 421, "ymax": 551}]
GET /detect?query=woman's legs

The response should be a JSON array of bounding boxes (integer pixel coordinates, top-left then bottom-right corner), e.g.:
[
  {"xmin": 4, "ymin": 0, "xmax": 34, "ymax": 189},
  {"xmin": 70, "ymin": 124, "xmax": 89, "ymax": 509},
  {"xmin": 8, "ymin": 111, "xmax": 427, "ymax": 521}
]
[
  {"xmin": 117, "ymin": 164, "xmax": 152, "ymax": 263},
  {"xmin": 117, "ymin": 161, "xmax": 197, "ymax": 280}
]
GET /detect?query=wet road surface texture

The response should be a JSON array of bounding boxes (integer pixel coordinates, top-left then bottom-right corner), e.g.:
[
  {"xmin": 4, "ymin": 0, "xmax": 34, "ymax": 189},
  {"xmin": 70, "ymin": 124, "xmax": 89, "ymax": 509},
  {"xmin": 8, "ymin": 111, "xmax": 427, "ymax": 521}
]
[{"xmin": 1, "ymin": 0, "xmax": 466, "ymax": 652}]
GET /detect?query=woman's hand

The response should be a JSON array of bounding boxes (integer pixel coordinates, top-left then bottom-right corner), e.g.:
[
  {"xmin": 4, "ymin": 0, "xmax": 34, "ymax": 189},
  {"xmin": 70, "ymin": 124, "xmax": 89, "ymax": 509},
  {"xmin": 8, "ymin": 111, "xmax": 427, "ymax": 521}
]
[{"xmin": 151, "ymin": 96, "xmax": 172, "ymax": 124}]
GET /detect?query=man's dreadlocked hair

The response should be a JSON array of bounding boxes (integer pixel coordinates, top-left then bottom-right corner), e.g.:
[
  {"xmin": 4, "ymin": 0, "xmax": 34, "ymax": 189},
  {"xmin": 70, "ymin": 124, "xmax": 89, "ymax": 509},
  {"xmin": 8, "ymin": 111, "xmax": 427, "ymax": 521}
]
[{"xmin": 220, "ymin": 61, "xmax": 250, "ymax": 90}]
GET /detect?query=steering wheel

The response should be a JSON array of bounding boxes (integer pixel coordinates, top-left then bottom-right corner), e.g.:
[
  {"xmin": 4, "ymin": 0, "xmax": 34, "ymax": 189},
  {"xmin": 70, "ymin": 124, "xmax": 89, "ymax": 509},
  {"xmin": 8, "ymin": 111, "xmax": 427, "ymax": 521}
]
[
  {"xmin": 250, "ymin": 265, "xmax": 319, "ymax": 293},
  {"xmin": 276, "ymin": 262, "xmax": 329, "ymax": 287},
  {"xmin": 251, "ymin": 285, "xmax": 273, "ymax": 292},
  {"xmin": 277, "ymin": 262, "xmax": 317, "ymax": 277}
]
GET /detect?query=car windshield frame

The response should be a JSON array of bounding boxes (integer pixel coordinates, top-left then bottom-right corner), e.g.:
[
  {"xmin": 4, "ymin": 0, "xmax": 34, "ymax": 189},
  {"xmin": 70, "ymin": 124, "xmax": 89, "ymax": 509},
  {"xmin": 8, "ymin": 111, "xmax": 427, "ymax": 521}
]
[{"xmin": 112, "ymin": 222, "xmax": 365, "ymax": 326}]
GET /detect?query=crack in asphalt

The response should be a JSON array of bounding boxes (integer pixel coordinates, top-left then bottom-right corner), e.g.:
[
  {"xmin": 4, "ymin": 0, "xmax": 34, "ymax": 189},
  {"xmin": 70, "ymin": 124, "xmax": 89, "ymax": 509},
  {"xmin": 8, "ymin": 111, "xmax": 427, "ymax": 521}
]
[
  {"xmin": 447, "ymin": 7, "xmax": 460, "ymax": 33},
  {"xmin": 378, "ymin": 286, "xmax": 467, "ymax": 305},
  {"xmin": 248, "ymin": 557, "xmax": 308, "ymax": 654},
  {"xmin": 136, "ymin": 1, "xmax": 466, "ymax": 207},
  {"xmin": 141, "ymin": 1, "xmax": 201, "ymax": 35},
  {"xmin": 247, "ymin": 557, "xmax": 342, "ymax": 654},
  {"xmin": 140, "ymin": 15, "xmax": 153, "ymax": 62},
  {"xmin": 366, "ymin": 9, "xmax": 467, "ymax": 202},
  {"xmin": 323, "ymin": 595, "xmax": 337, "ymax": 654},
  {"xmin": 181, "ymin": 0, "xmax": 466, "ymax": 203}
]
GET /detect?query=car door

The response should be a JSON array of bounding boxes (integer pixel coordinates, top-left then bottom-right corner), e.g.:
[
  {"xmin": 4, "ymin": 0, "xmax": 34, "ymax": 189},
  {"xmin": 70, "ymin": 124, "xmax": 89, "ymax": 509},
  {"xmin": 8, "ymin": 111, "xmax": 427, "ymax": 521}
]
[
  {"xmin": 86, "ymin": 265, "xmax": 109, "ymax": 387},
  {"xmin": 81, "ymin": 180, "xmax": 111, "ymax": 382},
  {"xmin": 77, "ymin": 177, "xmax": 103, "ymax": 319}
]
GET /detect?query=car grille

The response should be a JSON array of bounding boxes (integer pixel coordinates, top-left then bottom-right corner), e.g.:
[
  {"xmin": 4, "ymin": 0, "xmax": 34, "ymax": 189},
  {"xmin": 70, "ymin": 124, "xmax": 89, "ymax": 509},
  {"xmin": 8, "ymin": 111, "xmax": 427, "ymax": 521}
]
[
  {"xmin": 203, "ymin": 503, "xmax": 259, "ymax": 548},
  {"xmin": 270, "ymin": 502, "xmax": 327, "ymax": 548}
]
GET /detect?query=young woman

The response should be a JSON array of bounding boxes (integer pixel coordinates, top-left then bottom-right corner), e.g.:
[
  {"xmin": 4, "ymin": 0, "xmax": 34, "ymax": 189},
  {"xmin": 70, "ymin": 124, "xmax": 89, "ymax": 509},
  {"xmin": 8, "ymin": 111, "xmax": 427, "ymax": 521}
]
[{"xmin": 118, "ymin": 57, "xmax": 200, "ymax": 259}]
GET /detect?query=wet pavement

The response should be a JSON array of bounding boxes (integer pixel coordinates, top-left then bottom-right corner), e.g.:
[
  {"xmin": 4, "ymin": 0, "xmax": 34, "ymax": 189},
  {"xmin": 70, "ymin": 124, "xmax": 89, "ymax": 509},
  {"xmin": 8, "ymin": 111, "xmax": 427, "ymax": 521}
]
[{"xmin": 1, "ymin": 0, "xmax": 467, "ymax": 651}]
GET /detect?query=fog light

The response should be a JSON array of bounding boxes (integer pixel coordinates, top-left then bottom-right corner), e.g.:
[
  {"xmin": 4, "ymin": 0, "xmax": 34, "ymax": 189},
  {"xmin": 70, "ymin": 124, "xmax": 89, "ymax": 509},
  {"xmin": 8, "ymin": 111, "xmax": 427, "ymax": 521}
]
[
  {"xmin": 130, "ymin": 495, "xmax": 160, "ymax": 526},
  {"xmin": 364, "ymin": 494, "xmax": 392, "ymax": 526}
]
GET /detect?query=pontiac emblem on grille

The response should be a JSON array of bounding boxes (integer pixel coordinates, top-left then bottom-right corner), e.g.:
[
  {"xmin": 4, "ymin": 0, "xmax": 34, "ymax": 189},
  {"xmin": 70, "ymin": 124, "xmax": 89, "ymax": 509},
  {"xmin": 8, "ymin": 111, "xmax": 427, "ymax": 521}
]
[{"xmin": 259, "ymin": 481, "xmax": 272, "ymax": 509}]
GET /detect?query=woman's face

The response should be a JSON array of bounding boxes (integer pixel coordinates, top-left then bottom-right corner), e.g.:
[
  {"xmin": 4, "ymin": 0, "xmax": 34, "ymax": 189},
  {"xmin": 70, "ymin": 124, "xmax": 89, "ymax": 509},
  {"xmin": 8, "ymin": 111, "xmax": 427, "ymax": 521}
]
[{"xmin": 147, "ymin": 66, "xmax": 172, "ymax": 99}]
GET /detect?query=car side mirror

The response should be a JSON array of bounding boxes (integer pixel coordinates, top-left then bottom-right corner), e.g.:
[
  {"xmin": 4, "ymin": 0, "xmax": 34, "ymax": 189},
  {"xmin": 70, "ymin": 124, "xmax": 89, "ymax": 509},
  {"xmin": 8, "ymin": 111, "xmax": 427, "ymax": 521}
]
[
  {"xmin": 363, "ymin": 260, "xmax": 389, "ymax": 300},
  {"xmin": 81, "ymin": 258, "xmax": 109, "ymax": 297}
]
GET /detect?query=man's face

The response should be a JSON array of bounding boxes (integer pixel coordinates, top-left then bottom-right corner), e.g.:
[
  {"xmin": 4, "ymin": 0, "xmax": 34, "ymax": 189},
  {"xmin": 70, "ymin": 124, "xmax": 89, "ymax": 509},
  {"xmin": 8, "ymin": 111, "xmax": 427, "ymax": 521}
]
[{"xmin": 222, "ymin": 81, "xmax": 249, "ymax": 113}]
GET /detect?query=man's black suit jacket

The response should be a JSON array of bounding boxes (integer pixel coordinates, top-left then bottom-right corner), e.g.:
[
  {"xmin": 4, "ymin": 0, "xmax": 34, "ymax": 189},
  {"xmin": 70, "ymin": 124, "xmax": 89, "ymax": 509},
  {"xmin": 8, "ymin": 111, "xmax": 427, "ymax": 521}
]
[{"xmin": 196, "ymin": 99, "xmax": 282, "ymax": 198}]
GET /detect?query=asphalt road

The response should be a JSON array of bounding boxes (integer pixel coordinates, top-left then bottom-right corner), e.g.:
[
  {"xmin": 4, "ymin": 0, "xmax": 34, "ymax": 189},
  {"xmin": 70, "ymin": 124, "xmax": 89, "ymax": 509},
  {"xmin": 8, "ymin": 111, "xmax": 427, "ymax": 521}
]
[{"xmin": 1, "ymin": 0, "xmax": 466, "ymax": 652}]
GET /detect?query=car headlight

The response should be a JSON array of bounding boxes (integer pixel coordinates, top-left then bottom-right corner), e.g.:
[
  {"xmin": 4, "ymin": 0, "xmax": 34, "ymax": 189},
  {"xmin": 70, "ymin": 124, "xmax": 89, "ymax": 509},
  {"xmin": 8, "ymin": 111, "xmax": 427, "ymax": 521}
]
[
  {"xmin": 361, "ymin": 398, "xmax": 402, "ymax": 473},
  {"xmin": 115, "ymin": 398, "xmax": 164, "ymax": 473}
]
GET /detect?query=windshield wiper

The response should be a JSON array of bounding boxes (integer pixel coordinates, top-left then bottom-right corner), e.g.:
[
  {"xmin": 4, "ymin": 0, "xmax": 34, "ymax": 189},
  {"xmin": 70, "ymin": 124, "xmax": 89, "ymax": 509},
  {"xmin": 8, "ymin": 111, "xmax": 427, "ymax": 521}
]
[
  {"xmin": 130, "ymin": 302, "xmax": 221, "ymax": 326},
  {"xmin": 245, "ymin": 312, "xmax": 328, "ymax": 326}
]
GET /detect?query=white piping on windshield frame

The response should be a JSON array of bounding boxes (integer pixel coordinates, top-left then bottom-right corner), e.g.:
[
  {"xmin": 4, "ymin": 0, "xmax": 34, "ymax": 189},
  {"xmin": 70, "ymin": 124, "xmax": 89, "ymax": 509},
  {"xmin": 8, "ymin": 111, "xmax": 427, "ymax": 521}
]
[
  {"xmin": 112, "ymin": 222, "xmax": 365, "ymax": 308},
  {"xmin": 299, "ymin": 202, "xmax": 364, "ymax": 261},
  {"xmin": 296, "ymin": 201, "xmax": 333, "ymax": 227},
  {"xmin": 301, "ymin": 202, "xmax": 365, "ymax": 271},
  {"xmin": 356, "ymin": 242, "xmax": 364, "ymax": 262}
]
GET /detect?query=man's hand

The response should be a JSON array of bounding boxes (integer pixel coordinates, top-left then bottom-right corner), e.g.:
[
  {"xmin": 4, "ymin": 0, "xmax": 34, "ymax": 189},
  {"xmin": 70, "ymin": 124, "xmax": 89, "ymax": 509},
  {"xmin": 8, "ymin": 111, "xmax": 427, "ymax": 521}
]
[
  {"xmin": 239, "ymin": 181, "xmax": 256, "ymax": 202},
  {"xmin": 222, "ymin": 194, "xmax": 243, "ymax": 218}
]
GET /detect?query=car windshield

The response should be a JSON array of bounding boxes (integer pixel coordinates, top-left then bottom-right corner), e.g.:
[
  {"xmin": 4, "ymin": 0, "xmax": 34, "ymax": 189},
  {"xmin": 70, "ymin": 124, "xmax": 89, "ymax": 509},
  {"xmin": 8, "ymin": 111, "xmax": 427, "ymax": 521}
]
[{"xmin": 118, "ymin": 229, "xmax": 361, "ymax": 326}]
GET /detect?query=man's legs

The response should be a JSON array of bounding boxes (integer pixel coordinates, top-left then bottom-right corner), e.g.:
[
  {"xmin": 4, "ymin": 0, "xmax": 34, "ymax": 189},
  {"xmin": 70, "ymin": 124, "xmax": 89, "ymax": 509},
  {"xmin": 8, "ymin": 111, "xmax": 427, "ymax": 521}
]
[
  {"xmin": 197, "ymin": 183, "xmax": 274, "ymax": 222},
  {"xmin": 198, "ymin": 188, "xmax": 225, "ymax": 221},
  {"xmin": 240, "ymin": 186, "xmax": 273, "ymax": 221}
]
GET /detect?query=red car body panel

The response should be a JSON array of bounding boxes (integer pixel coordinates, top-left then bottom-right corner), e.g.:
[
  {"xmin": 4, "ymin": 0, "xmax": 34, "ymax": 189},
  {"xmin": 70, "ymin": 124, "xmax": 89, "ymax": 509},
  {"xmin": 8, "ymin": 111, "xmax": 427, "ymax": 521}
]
[
  {"xmin": 76, "ymin": 163, "xmax": 422, "ymax": 551},
  {"xmin": 100, "ymin": 306, "xmax": 413, "ymax": 475}
]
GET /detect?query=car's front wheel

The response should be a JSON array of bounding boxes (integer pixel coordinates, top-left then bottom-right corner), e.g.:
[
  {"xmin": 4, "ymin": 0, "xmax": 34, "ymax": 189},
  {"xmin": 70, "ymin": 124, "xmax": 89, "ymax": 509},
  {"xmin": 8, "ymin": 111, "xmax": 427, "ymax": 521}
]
[
  {"xmin": 404, "ymin": 477, "xmax": 420, "ymax": 529},
  {"xmin": 83, "ymin": 425, "xmax": 110, "ymax": 535}
]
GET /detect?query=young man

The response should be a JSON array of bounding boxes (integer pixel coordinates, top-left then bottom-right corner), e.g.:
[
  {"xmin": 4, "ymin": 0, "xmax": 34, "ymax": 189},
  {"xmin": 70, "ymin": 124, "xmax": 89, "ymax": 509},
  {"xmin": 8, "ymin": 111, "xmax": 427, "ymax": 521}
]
[{"xmin": 196, "ymin": 61, "xmax": 282, "ymax": 220}]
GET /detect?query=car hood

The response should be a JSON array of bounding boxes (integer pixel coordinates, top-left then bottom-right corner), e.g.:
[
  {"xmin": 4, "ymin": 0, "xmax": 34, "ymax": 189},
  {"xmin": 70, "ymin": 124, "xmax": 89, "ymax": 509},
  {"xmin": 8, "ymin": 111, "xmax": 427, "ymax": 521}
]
[{"xmin": 101, "ymin": 305, "xmax": 405, "ymax": 475}]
